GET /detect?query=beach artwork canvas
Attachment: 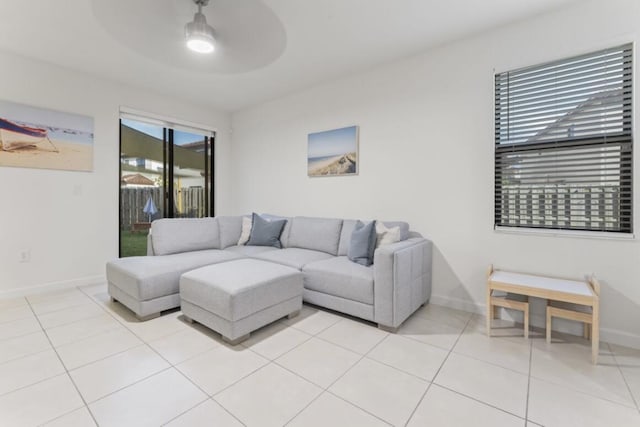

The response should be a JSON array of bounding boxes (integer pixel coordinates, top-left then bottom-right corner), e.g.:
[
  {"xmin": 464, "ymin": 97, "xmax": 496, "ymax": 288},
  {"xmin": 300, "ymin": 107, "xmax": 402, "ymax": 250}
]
[
  {"xmin": 0, "ymin": 99, "xmax": 93, "ymax": 171},
  {"xmin": 308, "ymin": 125, "xmax": 358, "ymax": 177}
]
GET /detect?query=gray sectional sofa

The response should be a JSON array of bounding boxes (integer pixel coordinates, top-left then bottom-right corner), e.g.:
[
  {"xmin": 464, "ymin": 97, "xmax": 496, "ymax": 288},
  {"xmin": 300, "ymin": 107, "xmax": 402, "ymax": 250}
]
[{"xmin": 106, "ymin": 215, "xmax": 432, "ymax": 330}]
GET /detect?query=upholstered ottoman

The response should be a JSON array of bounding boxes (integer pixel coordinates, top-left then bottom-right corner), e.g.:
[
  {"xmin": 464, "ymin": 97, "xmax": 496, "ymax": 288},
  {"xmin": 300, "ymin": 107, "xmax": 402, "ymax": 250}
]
[{"xmin": 179, "ymin": 259, "xmax": 303, "ymax": 345}]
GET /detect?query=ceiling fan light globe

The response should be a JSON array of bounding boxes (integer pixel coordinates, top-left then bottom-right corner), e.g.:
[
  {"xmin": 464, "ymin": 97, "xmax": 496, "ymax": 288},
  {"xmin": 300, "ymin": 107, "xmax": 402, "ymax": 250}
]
[
  {"xmin": 185, "ymin": 12, "xmax": 215, "ymax": 54},
  {"xmin": 186, "ymin": 37, "xmax": 215, "ymax": 53}
]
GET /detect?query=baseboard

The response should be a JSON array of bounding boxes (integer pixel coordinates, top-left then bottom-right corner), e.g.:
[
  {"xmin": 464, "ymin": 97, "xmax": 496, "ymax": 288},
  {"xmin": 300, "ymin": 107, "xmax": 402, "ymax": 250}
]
[
  {"xmin": 429, "ymin": 295, "xmax": 484, "ymax": 315},
  {"xmin": 599, "ymin": 327, "xmax": 640, "ymax": 350},
  {"xmin": 0, "ymin": 275, "xmax": 106, "ymax": 299},
  {"xmin": 429, "ymin": 293, "xmax": 640, "ymax": 350}
]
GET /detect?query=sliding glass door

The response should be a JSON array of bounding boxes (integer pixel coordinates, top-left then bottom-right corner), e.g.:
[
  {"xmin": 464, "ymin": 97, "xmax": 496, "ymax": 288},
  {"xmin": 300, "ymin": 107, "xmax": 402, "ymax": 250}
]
[
  {"xmin": 119, "ymin": 118, "xmax": 214, "ymax": 257},
  {"xmin": 172, "ymin": 129, "xmax": 213, "ymax": 219}
]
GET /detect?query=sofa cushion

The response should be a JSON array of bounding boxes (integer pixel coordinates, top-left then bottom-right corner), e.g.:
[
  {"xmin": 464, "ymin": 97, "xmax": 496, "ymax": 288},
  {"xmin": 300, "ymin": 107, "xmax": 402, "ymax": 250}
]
[
  {"xmin": 106, "ymin": 249, "xmax": 242, "ymax": 301},
  {"xmin": 348, "ymin": 220, "xmax": 377, "ymax": 266},
  {"xmin": 261, "ymin": 213, "xmax": 292, "ymax": 247},
  {"xmin": 303, "ymin": 256, "xmax": 374, "ymax": 305},
  {"xmin": 247, "ymin": 213, "xmax": 287, "ymax": 248},
  {"xmin": 337, "ymin": 219, "xmax": 358, "ymax": 256},
  {"xmin": 151, "ymin": 218, "xmax": 220, "ymax": 256},
  {"xmin": 237, "ymin": 216, "xmax": 252, "ymax": 245},
  {"xmin": 384, "ymin": 221, "xmax": 410, "ymax": 241},
  {"xmin": 253, "ymin": 248, "xmax": 333, "ymax": 270},
  {"xmin": 217, "ymin": 216, "xmax": 243, "ymax": 249},
  {"xmin": 376, "ymin": 222, "xmax": 401, "ymax": 248},
  {"xmin": 338, "ymin": 220, "xmax": 410, "ymax": 256},
  {"xmin": 287, "ymin": 217, "xmax": 343, "ymax": 255},
  {"xmin": 224, "ymin": 245, "xmax": 279, "ymax": 257}
]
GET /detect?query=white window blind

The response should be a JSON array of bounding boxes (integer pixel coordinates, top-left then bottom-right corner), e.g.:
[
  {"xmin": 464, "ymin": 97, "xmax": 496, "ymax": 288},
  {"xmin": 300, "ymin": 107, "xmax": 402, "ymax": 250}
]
[{"xmin": 495, "ymin": 44, "xmax": 633, "ymax": 233}]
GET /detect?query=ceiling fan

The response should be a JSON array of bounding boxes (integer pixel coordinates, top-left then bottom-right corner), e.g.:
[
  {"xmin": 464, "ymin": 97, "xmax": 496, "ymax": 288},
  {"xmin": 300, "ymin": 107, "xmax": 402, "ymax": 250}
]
[
  {"xmin": 184, "ymin": 0, "xmax": 215, "ymax": 54},
  {"xmin": 92, "ymin": 0, "xmax": 287, "ymax": 73}
]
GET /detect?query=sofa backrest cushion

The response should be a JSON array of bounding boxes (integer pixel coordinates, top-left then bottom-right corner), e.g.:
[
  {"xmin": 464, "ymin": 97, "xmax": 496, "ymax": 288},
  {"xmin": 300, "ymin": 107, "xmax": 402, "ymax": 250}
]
[
  {"xmin": 338, "ymin": 220, "xmax": 411, "ymax": 256},
  {"xmin": 287, "ymin": 216, "xmax": 343, "ymax": 255},
  {"xmin": 217, "ymin": 216, "xmax": 244, "ymax": 249},
  {"xmin": 151, "ymin": 218, "xmax": 219, "ymax": 255}
]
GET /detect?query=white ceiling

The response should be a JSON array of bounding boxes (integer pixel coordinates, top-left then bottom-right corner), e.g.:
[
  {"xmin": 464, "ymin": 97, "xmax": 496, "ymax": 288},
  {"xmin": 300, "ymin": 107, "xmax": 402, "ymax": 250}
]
[{"xmin": 0, "ymin": 0, "xmax": 580, "ymax": 112}]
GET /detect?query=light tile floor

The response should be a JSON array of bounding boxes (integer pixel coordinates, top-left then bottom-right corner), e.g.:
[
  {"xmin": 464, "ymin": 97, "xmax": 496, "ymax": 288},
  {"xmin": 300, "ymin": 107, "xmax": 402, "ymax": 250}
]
[{"xmin": 0, "ymin": 282, "xmax": 639, "ymax": 426}]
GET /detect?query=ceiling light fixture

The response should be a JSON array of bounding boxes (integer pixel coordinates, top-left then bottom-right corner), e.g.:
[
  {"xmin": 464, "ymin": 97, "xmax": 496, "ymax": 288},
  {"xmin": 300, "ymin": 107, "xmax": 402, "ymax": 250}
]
[{"xmin": 185, "ymin": 0, "xmax": 215, "ymax": 54}]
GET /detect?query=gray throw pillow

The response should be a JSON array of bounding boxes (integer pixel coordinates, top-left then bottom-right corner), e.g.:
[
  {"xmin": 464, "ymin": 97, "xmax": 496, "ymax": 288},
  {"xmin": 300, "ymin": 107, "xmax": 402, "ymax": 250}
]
[
  {"xmin": 246, "ymin": 212, "xmax": 287, "ymax": 248},
  {"xmin": 347, "ymin": 220, "xmax": 377, "ymax": 266}
]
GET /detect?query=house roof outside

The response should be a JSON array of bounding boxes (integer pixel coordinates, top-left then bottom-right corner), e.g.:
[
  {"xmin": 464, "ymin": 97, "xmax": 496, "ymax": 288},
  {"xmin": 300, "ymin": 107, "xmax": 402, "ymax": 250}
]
[{"xmin": 121, "ymin": 173, "xmax": 155, "ymax": 186}]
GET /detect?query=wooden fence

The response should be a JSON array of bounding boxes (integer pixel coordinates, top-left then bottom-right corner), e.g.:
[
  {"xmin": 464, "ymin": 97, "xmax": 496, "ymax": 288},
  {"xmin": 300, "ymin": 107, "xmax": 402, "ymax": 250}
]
[
  {"xmin": 498, "ymin": 185, "xmax": 622, "ymax": 230},
  {"xmin": 120, "ymin": 187, "xmax": 206, "ymax": 229}
]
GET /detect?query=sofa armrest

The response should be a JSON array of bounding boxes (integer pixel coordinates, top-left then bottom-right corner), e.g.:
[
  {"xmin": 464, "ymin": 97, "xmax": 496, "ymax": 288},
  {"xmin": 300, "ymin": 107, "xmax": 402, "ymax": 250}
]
[{"xmin": 373, "ymin": 237, "xmax": 432, "ymax": 329}]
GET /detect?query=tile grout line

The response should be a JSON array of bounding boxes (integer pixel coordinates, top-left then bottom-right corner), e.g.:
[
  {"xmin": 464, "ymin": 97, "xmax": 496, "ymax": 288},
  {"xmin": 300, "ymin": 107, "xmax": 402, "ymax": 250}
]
[
  {"xmin": 239, "ymin": 320, "xmax": 315, "ymax": 359},
  {"xmin": 83, "ymin": 289, "xmax": 640, "ymax": 421},
  {"xmin": 284, "ymin": 312, "xmax": 342, "ymax": 336},
  {"xmin": 24, "ymin": 289, "xmax": 625, "ymax": 426},
  {"xmin": 86, "ymin": 287, "xmax": 312, "ymax": 426},
  {"xmin": 82, "ymin": 365, "xmax": 175, "ymax": 405},
  {"xmin": 281, "ymin": 329, "xmax": 394, "ymax": 426},
  {"xmin": 394, "ymin": 328, "xmax": 460, "ymax": 352},
  {"xmin": 36, "ymin": 310, "xmax": 112, "ymax": 332},
  {"xmin": 30, "ymin": 300, "xmax": 100, "ymax": 319},
  {"xmin": 252, "ymin": 309, "xmax": 484, "ymax": 426},
  {"xmin": 66, "ymin": 292, "xmax": 244, "ymax": 426},
  {"xmin": 0, "ymin": 345, "xmax": 53, "ymax": 368},
  {"xmin": 33, "ymin": 287, "xmax": 130, "ymax": 350},
  {"xmin": 159, "ymin": 397, "xmax": 247, "ymax": 427},
  {"xmin": 402, "ymin": 312, "xmax": 473, "ymax": 426},
  {"xmin": 145, "ymin": 318, "xmax": 272, "ymax": 425},
  {"xmin": 448, "ymin": 344, "xmax": 531, "ymax": 377},
  {"xmin": 433, "ymin": 383, "xmax": 528, "ymax": 422},
  {"xmin": 282, "ymin": 324, "xmax": 397, "ymax": 425},
  {"xmin": 76, "ymin": 285, "xmax": 232, "ymax": 424},
  {"xmin": 53, "ymin": 337, "xmax": 144, "ymax": 372},
  {"xmin": 528, "ymin": 368, "xmax": 639, "ymax": 410},
  {"xmin": 9, "ymin": 287, "xmax": 633, "ymax": 426},
  {"xmin": 23, "ymin": 289, "xmax": 100, "ymax": 427},
  {"xmin": 0, "ymin": 311, "xmax": 34, "ymax": 326},
  {"xmin": 0, "ymin": 371, "xmax": 69, "ymax": 400},
  {"xmin": 0, "ymin": 300, "xmax": 131, "ymax": 397},
  {"xmin": 607, "ymin": 342, "xmax": 640, "ymax": 413},
  {"xmin": 75, "ymin": 287, "xmax": 234, "ymax": 425},
  {"xmin": 524, "ymin": 334, "xmax": 533, "ymax": 426},
  {"xmin": 206, "ymin": 316, "xmax": 379, "ymax": 425},
  {"xmin": 465, "ymin": 317, "xmax": 640, "ymax": 415},
  {"xmin": 171, "ymin": 358, "xmax": 248, "ymax": 426},
  {"xmin": 415, "ymin": 315, "xmax": 531, "ymax": 424}
]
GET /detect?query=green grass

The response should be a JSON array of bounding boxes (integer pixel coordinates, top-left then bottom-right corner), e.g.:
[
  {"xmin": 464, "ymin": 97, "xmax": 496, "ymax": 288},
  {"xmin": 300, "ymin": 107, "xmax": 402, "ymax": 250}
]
[{"xmin": 120, "ymin": 230, "xmax": 149, "ymax": 257}]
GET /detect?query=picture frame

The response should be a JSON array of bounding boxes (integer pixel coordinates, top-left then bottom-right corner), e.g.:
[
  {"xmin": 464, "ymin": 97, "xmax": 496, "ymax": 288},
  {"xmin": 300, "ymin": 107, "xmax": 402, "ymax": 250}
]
[
  {"xmin": 0, "ymin": 99, "xmax": 94, "ymax": 172},
  {"xmin": 307, "ymin": 125, "xmax": 358, "ymax": 177}
]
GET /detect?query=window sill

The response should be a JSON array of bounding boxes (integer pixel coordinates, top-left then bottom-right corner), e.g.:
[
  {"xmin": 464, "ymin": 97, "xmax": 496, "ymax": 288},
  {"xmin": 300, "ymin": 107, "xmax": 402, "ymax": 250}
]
[{"xmin": 494, "ymin": 226, "xmax": 635, "ymax": 241}]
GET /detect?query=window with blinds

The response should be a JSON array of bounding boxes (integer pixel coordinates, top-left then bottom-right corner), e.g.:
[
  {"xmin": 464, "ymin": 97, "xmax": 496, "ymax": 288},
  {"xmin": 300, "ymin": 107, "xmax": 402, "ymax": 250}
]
[{"xmin": 495, "ymin": 44, "xmax": 633, "ymax": 233}]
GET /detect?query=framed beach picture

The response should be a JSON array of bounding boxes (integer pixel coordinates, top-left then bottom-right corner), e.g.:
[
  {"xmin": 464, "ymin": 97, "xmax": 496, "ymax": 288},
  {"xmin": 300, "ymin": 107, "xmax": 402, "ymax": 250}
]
[
  {"xmin": 307, "ymin": 125, "xmax": 358, "ymax": 177},
  {"xmin": 0, "ymin": 99, "xmax": 93, "ymax": 172}
]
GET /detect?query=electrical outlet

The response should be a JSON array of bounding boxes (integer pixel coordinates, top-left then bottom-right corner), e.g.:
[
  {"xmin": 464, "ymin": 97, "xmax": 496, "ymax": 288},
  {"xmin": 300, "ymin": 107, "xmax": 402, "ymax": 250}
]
[{"xmin": 19, "ymin": 249, "xmax": 30, "ymax": 263}]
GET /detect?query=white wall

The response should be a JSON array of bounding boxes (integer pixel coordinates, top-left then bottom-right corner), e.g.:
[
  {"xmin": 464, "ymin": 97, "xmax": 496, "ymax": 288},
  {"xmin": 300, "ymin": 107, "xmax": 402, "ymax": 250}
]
[
  {"xmin": 231, "ymin": 0, "xmax": 640, "ymax": 348},
  {"xmin": 0, "ymin": 51, "xmax": 231, "ymax": 297}
]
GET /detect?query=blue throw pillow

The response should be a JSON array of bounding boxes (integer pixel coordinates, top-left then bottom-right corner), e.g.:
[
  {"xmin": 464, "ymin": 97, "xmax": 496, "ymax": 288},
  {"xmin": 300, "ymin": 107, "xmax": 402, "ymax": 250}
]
[
  {"xmin": 347, "ymin": 220, "xmax": 377, "ymax": 266},
  {"xmin": 246, "ymin": 213, "xmax": 287, "ymax": 248}
]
